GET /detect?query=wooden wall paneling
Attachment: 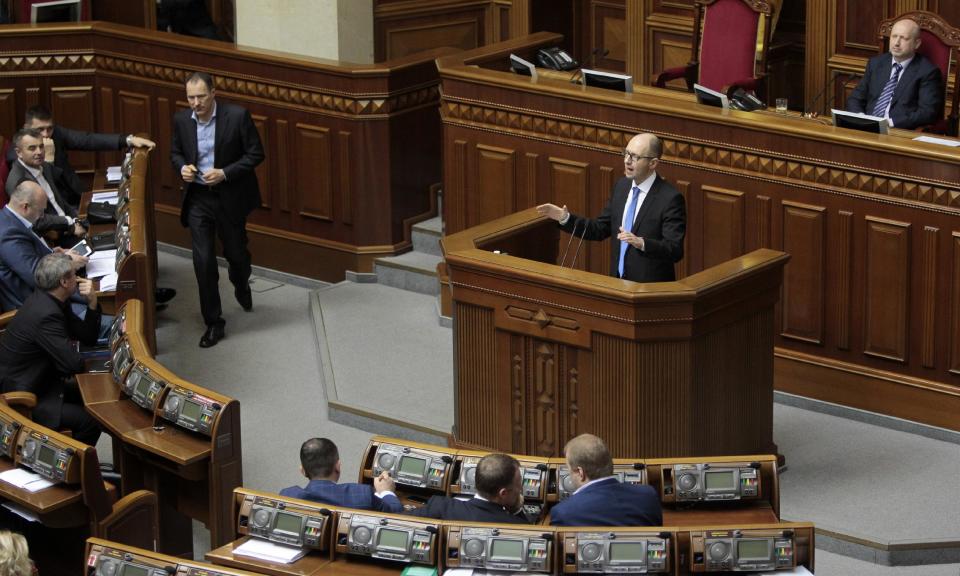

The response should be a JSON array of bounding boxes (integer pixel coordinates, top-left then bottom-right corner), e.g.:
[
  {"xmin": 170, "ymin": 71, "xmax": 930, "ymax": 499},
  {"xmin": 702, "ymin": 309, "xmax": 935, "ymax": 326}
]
[
  {"xmin": 926, "ymin": 2, "xmax": 960, "ymax": 28},
  {"xmin": 455, "ymin": 302, "xmax": 507, "ymax": 449},
  {"xmin": 117, "ymin": 89, "xmax": 152, "ymax": 169},
  {"xmin": 529, "ymin": 339, "xmax": 560, "ymax": 456},
  {"xmin": 592, "ymin": 0, "xmax": 627, "ymax": 72},
  {"xmin": 0, "ymin": 89, "xmax": 16, "ymax": 139},
  {"xmin": 920, "ymin": 226, "xmax": 938, "ymax": 368},
  {"xmin": 756, "ymin": 195, "xmax": 771, "ymax": 249},
  {"xmin": 507, "ymin": 332, "xmax": 528, "ymax": 454},
  {"xmin": 549, "ymin": 156, "xmax": 590, "ymax": 271},
  {"xmin": 25, "ymin": 87, "xmax": 39, "ymax": 110},
  {"xmin": 448, "ymin": 139, "xmax": 469, "ymax": 233},
  {"xmin": 839, "ymin": 0, "xmax": 888, "ymax": 54},
  {"xmin": 806, "ymin": 0, "xmax": 829, "ymax": 111},
  {"xmin": 156, "ymin": 97, "xmax": 173, "ymax": 193},
  {"xmin": 951, "ymin": 232, "xmax": 960, "ymax": 374},
  {"xmin": 294, "ymin": 123, "xmax": 333, "ymax": 223},
  {"xmin": 589, "ymin": 332, "xmax": 640, "ymax": 454},
  {"xmin": 521, "ymin": 152, "xmax": 538, "ymax": 208},
  {"xmin": 700, "ymin": 185, "xmax": 745, "ymax": 269},
  {"xmin": 649, "ymin": 30, "xmax": 692, "ymax": 90},
  {"xmin": 275, "ymin": 119, "xmax": 290, "ymax": 213},
  {"xmin": 863, "ymin": 216, "xmax": 911, "ymax": 363},
  {"xmin": 51, "ymin": 86, "xmax": 95, "ymax": 173},
  {"xmin": 780, "ymin": 201, "xmax": 826, "ymax": 345},
  {"xmin": 560, "ymin": 345, "xmax": 582, "ymax": 448},
  {"xmin": 251, "ymin": 114, "xmax": 270, "ymax": 211},
  {"xmin": 376, "ymin": 4, "xmax": 485, "ymax": 61},
  {"xmin": 676, "ymin": 180, "xmax": 690, "ymax": 279},
  {"xmin": 338, "ymin": 130, "xmax": 352, "ymax": 225},
  {"xmin": 836, "ymin": 210, "xmax": 854, "ymax": 350},
  {"xmin": 474, "ymin": 143, "xmax": 517, "ymax": 227}
]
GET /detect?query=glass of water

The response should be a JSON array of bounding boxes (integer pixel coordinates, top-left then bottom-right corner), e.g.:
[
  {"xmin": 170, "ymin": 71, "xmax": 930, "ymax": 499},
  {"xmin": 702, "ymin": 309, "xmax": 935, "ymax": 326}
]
[{"xmin": 776, "ymin": 98, "xmax": 788, "ymax": 114}]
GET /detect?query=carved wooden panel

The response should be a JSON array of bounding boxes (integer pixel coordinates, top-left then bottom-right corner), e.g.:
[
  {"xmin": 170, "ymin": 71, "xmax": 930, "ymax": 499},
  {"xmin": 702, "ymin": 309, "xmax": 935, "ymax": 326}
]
[
  {"xmin": 276, "ymin": 119, "xmax": 290, "ymax": 212},
  {"xmin": 522, "ymin": 152, "xmax": 538, "ymax": 208},
  {"xmin": 475, "ymin": 144, "xmax": 517, "ymax": 227},
  {"xmin": 951, "ymin": 232, "xmax": 960, "ymax": 375},
  {"xmin": 50, "ymin": 86, "xmax": 95, "ymax": 172},
  {"xmin": 863, "ymin": 216, "xmax": 911, "ymax": 363},
  {"xmin": 118, "ymin": 91, "xmax": 151, "ymax": 138},
  {"xmin": 651, "ymin": 31, "xmax": 692, "ymax": 89},
  {"xmin": 0, "ymin": 89, "xmax": 16, "ymax": 141},
  {"xmin": 376, "ymin": 2, "xmax": 487, "ymax": 62},
  {"xmin": 339, "ymin": 130, "xmax": 353, "ymax": 224},
  {"xmin": 781, "ymin": 201, "xmax": 826, "ymax": 345},
  {"xmin": 294, "ymin": 124, "xmax": 333, "ymax": 222},
  {"xmin": 701, "ymin": 186, "xmax": 745, "ymax": 269},
  {"xmin": 156, "ymin": 97, "xmax": 173, "ymax": 192},
  {"xmin": 549, "ymin": 157, "xmax": 590, "ymax": 270},
  {"xmin": 756, "ymin": 195, "xmax": 771, "ymax": 249},
  {"xmin": 252, "ymin": 115, "xmax": 270, "ymax": 211},
  {"xmin": 455, "ymin": 302, "xmax": 504, "ymax": 448},
  {"xmin": 836, "ymin": 210, "xmax": 854, "ymax": 350},
  {"xmin": 920, "ymin": 226, "xmax": 938, "ymax": 368},
  {"xmin": 838, "ymin": 0, "xmax": 889, "ymax": 54},
  {"xmin": 593, "ymin": 1, "xmax": 627, "ymax": 71},
  {"xmin": 529, "ymin": 340, "xmax": 560, "ymax": 456},
  {"xmin": 508, "ymin": 333, "xmax": 528, "ymax": 453}
]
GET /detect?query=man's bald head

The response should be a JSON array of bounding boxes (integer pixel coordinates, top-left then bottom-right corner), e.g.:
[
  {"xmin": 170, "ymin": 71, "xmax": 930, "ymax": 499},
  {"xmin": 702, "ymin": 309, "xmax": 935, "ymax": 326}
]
[{"xmin": 889, "ymin": 19, "xmax": 922, "ymax": 62}]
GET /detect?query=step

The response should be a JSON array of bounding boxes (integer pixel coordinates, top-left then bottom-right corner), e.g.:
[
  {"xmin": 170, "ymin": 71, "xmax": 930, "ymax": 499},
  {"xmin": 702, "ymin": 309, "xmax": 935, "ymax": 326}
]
[
  {"xmin": 374, "ymin": 251, "xmax": 442, "ymax": 295},
  {"xmin": 412, "ymin": 216, "xmax": 443, "ymax": 256}
]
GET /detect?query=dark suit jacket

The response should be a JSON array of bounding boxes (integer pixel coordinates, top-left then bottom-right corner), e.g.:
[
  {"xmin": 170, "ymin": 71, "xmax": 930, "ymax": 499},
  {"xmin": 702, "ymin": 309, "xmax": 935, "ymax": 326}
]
[
  {"xmin": 549, "ymin": 477, "xmax": 663, "ymax": 527},
  {"xmin": 561, "ymin": 175, "xmax": 686, "ymax": 282},
  {"xmin": 170, "ymin": 100, "xmax": 265, "ymax": 227},
  {"xmin": 5, "ymin": 160, "xmax": 76, "ymax": 236},
  {"xmin": 409, "ymin": 496, "xmax": 529, "ymax": 524},
  {"xmin": 279, "ymin": 479, "xmax": 403, "ymax": 513},
  {"xmin": 0, "ymin": 206, "xmax": 53, "ymax": 312},
  {"xmin": 0, "ymin": 289, "xmax": 101, "ymax": 430},
  {"xmin": 5, "ymin": 126, "xmax": 126, "ymax": 206},
  {"xmin": 846, "ymin": 53, "xmax": 944, "ymax": 130}
]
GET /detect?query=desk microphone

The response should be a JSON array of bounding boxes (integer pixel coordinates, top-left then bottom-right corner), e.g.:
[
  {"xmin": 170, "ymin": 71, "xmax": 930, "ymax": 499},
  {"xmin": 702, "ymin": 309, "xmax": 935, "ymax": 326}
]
[
  {"xmin": 805, "ymin": 72, "xmax": 861, "ymax": 118},
  {"xmin": 568, "ymin": 223, "xmax": 588, "ymax": 270},
  {"xmin": 559, "ymin": 218, "xmax": 580, "ymax": 267}
]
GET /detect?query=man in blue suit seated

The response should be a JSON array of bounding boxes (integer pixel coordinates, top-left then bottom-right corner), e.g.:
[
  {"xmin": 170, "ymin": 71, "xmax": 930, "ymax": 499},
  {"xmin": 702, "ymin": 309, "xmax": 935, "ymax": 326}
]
[
  {"xmin": 408, "ymin": 453, "xmax": 531, "ymax": 524},
  {"xmin": 550, "ymin": 434, "xmax": 663, "ymax": 526},
  {"xmin": 280, "ymin": 438, "xmax": 402, "ymax": 512}
]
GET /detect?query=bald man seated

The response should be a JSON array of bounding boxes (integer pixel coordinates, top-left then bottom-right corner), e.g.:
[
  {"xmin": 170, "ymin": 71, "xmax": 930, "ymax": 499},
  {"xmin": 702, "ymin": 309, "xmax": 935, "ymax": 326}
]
[{"xmin": 550, "ymin": 434, "xmax": 662, "ymax": 527}]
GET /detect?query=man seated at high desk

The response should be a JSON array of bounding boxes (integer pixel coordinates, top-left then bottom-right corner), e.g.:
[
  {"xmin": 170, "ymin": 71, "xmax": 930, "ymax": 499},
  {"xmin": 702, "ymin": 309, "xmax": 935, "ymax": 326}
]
[
  {"xmin": 550, "ymin": 434, "xmax": 662, "ymax": 527},
  {"xmin": 846, "ymin": 17, "xmax": 944, "ymax": 130},
  {"xmin": 0, "ymin": 253, "xmax": 103, "ymax": 446},
  {"xmin": 407, "ymin": 453, "xmax": 531, "ymax": 524},
  {"xmin": 280, "ymin": 438, "xmax": 403, "ymax": 512}
]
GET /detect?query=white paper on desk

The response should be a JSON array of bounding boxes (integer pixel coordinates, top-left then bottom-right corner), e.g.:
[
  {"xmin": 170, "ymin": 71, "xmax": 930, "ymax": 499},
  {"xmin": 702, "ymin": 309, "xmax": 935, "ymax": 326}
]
[
  {"xmin": 233, "ymin": 538, "xmax": 307, "ymax": 564},
  {"xmin": 756, "ymin": 567, "xmax": 813, "ymax": 576},
  {"xmin": 0, "ymin": 468, "xmax": 54, "ymax": 493},
  {"xmin": 913, "ymin": 135, "xmax": 960, "ymax": 147},
  {"xmin": 106, "ymin": 166, "xmax": 122, "ymax": 182},
  {"xmin": 91, "ymin": 191, "xmax": 120, "ymax": 204},
  {"xmin": 1, "ymin": 502, "xmax": 39, "ymax": 523},
  {"xmin": 89, "ymin": 250, "xmax": 116, "ymax": 261},
  {"xmin": 443, "ymin": 570, "xmax": 475, "ymax": 576},
  {"xmin": 98, "ymin": 272, "xmax": 118, "ymax": 292},
  {"xmin": 85, "ymin": 257, "xmax": 117, "ymax": 279}
]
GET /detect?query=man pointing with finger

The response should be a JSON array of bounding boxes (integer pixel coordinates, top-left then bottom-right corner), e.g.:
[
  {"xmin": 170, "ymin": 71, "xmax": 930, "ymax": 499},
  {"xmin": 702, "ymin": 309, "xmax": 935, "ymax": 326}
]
[
  {"xmin": 171, "ymin": 71, "xmax": 264, "ymax": 348},
  {"xmin": 537, "ymin": 133, "xmax": 685, "ymax": 283}
]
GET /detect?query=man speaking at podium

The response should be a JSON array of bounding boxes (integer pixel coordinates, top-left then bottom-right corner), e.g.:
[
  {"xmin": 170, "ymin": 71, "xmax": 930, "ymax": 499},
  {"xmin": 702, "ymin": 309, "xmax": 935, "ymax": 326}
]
[
  {"xmin": 846, "ymin": 18, "xmax": 943, "ymax": 130},
  {"xmin": 537, "ymin": 133, "xmax": 685, "ymax": 283}
]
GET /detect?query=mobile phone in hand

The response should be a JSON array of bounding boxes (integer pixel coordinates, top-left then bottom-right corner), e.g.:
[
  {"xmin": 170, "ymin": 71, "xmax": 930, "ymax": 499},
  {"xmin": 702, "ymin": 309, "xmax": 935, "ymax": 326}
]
[{"xmin": 71, "ymin": 239, "xmax": 93, "ymax": 257}]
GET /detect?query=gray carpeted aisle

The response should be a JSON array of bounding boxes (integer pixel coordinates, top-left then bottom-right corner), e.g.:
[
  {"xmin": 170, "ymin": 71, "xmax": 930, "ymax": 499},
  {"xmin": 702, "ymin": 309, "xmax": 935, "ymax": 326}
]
[{"xmin": 143, "ymin": 247, "xmax": 959, "ymax": 575}]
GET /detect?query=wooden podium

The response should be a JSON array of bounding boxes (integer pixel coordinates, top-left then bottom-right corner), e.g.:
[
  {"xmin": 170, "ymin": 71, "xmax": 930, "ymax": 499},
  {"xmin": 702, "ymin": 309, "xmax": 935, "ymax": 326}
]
[{"xmin": 443, "ymin": 208, "xmax": 789, "ymax": 458}]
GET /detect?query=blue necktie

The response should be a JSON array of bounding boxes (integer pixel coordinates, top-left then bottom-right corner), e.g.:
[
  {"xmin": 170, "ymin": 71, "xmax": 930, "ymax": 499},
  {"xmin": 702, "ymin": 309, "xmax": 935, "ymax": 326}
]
[
  {"xmin": 872, "ymin": 62, "xmax": 902, "ymax": 117},
  {"xmin": 618, "ymin": 186, "xmax": 641, "ymax": 278}
]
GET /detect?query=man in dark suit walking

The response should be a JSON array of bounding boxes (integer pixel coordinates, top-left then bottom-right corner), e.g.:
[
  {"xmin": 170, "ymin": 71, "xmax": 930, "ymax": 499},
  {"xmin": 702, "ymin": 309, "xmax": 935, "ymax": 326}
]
[
  {"xmin": 280, "ymin": 438, "xmax": 402, "ymax": 512},
  {"xmin": 409, "ymin": 453, "xmax": 530, "ymax": 523},
  {"xmin": 171, "ymin": 71, "xmax": 264, "ymax": 347},
  {"xmin": 550, "ymin": 434, "xmax": 662, "ymax": 527},
  {"xmin": 537, "ymin": 133, "xmax": 685, "ymax": 283},
  {"xmin": 0, "ymin": 253, "xmax": 102, "ymax": 446},
  {"xmin": 5, "ymin": 128, "xmax": 86, "ymax": 242},
  {"xmin": 846, "ymin": 18, "xmax": 944, "ymax": 130}
]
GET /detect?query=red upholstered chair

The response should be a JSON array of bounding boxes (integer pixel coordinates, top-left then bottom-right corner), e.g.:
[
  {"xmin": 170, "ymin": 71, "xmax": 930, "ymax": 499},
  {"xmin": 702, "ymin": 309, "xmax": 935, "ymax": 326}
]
[
  {"xmin": 878, "ymin": 11, "xmax": 960, "ymax": 136},
  {"xmin": 654, "ymin": 0, "xmax": 774, "ymax": 100}
]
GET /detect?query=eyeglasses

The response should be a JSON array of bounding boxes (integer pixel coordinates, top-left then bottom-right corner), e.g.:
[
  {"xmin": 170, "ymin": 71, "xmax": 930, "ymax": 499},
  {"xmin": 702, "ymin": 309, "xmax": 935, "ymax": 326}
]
[{"xmin": 623, "ymin": 150, "xmax": 656, "ymax": 163}]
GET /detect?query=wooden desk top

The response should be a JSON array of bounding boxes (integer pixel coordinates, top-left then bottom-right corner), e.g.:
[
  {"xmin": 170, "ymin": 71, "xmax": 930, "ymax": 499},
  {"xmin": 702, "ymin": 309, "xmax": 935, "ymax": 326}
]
[
  {"xmin": 206, "ymin": 537, "xmax": 332, "ymax": 576},
  {"xmin": 661, "ymin": 504, "xmax": 779, "ymax": 526},
  {"xmin": 124, "ymin": 425, "xmax": 211, "ymax": 467}
]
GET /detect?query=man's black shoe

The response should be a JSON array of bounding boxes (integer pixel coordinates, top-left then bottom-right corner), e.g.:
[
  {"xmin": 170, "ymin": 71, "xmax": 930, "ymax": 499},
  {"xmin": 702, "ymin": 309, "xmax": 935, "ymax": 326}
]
[
  {"xmin": 156, "ymin": 287, "xmax": 177, "ymax": 304},
  {"xmin": 199, "ymin": 324, "xmax": 225, "ymax": 348},
  {"xmin": 235, "ymin": 285, "xmax": 253, "ymax": 311}
]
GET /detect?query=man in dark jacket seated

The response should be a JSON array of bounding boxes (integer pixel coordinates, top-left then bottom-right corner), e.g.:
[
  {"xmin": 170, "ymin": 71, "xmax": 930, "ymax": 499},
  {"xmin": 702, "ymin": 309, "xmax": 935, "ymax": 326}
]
[
  {"xmin": 408, "ymin": 453, "xmax": 530, "ymax": 523},
  {"xmin": 280, "ymin": 437, "xmax": 402, "ymax": 512},
  {"xmin": 550, "ymin": 434, "xmax": 663, "ymax": 526},
  {"xmin": 0, "ymin": 253, "xmax": 103, "ymax": 446}
]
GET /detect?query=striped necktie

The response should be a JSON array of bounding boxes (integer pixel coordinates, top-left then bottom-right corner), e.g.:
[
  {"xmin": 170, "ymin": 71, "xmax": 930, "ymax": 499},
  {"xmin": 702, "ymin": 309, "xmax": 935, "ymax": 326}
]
[
  {"xmin": 618, "ymin": 186, "xmax": 641, "ymax": 278},
  {"xmin": 872, "ymin": 62, "xmax": 902, "ymax": 117}
]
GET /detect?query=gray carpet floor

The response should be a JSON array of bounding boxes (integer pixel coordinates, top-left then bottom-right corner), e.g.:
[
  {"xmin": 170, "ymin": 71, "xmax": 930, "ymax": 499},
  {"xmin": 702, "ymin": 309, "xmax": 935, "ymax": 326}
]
[{"xmin": 130, "ymin": 247, "xmax": 959, "ymax": 575}]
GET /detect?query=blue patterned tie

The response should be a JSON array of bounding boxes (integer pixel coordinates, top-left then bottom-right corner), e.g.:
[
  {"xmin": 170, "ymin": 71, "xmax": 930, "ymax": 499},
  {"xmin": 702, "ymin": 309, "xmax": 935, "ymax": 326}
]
[
  {"xmin": 618, "ymin": 186, "xmax": 641, "ymax": 278},
  {"xmin": 872, "ymin": 62, "xmax": 902, "ymax": 117}
]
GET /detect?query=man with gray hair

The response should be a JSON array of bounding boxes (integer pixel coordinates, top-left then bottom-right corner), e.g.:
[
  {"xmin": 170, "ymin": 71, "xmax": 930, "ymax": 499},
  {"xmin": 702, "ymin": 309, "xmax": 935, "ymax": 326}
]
[
  {"xmin": 0, "ymin": 253, "xmax": 102, "ymax": 445},
  {"xmin": 550, "ymin": 433, "xmax": 662, "ymax": 526}
]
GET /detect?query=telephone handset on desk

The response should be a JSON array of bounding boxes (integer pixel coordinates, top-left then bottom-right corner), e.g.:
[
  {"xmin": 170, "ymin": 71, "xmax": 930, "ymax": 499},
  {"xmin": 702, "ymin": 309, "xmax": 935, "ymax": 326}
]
[
  {"xmin": 729, "ymin": 88, "xmax": 766, "ymax": 112},
  {"xmin": 537, "ymin": 47, "xmax": 579, "ymax": 71}
]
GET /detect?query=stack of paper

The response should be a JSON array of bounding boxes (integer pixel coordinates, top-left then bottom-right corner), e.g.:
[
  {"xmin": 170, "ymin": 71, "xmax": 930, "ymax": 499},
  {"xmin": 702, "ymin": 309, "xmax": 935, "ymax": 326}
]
[
  {"xmin": 0, "ymin": 468, "xmax": 54, "ymax": 492},
  {"xmin": 98, "ymin": 272, "xmax": 119, "ymax": 292},
  {"xmin": 91, "ymin": 191, "xmax": 120, "ymax": 205},
  {"xmin": 86, "ymin": 251, "xmax": 117, "ymax": 279},
  {"xmin": 232, "ymin": 538, "xmax": 308, "ymax": 564},
  {"xmin": 106, "ymin": 166, "xmax": 122, "ymax": 182}
]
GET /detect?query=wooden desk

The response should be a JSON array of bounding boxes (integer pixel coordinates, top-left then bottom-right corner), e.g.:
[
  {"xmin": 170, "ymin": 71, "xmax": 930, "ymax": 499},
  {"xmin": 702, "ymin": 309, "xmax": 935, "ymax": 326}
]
[
  {"xmin": 437, "ymin": 34, "xmax": 960, "ymax": 431},
  {"xmin": 206, "ymin": 537, "xmax": 332, "ymax": 576}
]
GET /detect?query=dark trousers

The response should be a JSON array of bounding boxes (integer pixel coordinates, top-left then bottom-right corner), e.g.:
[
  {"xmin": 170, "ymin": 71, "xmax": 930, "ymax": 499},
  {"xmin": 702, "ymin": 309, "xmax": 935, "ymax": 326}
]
[
  {"xmin": 59, "ymin": 383, "xmax": 101, "ymax": 446},
  {"xmin": 186, "ymin": 187, "xmax": 251, "ymax": 327}
]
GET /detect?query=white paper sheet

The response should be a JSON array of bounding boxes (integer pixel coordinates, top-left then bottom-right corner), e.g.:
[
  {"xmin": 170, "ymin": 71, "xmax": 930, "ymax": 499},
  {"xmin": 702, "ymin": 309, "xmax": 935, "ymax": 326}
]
[
  {"xmin": 0, "ymin": 468, "xmax": 54, "ymax": 492},
  {"xmin": 232, "ymin": 538, "xmax": 307, "ymax": 564},
  {"xmin": 913, "ymin": 135, "xmax": 960, "ymax": 147},
  {"xmin": 1, "ymin": 502, "xmax": 39, "ymax": 522},
  {"xmin": 106, "ymin": 166, "xmax": 122, "ymax": 182},
  {"xmin": 91, "ymin": 191, "xmax": 120, "ymax": 204},
  {"xmin": 98, "ymin": 272, "xmax": 119, "ymax": 292},
  {"xmin": 85, "ymin": 257, "xmax": 117, "ymax": 279}
]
